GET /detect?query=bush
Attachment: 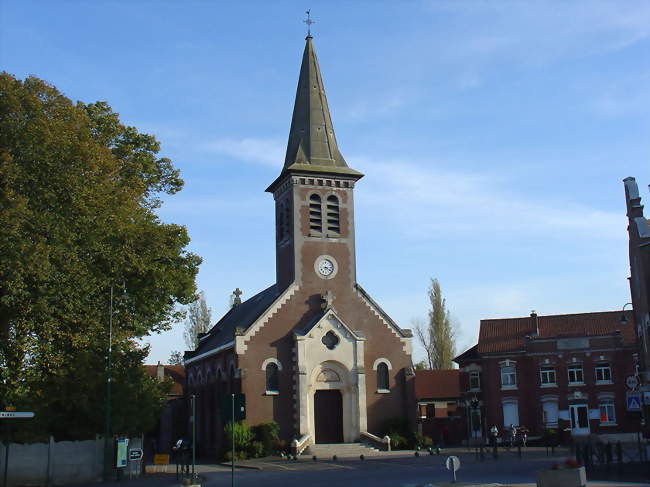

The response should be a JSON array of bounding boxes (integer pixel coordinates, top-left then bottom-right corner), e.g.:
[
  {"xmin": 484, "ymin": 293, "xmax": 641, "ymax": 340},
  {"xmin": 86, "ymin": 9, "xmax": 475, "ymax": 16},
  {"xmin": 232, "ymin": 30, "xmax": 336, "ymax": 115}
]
[
  {"xmin": 389, "ymin": 433, "xmax": 408, "ymax": 450},
  {"xmin": 382, "ymin": 417, "xmax": 412, "ymax": 449},
  {"xmin": 224, "ymin": 421, "xmax": 253, "ymax": 460},
  {"xmin": 251, "ymin": 421, "xmax": 280, "ymax": 456},
  {"xmin": 248, "ymin": 440, "xmax": 265, "ymax": 458},
  {"xmin": 413, "ymin": 433, "xmax": 433, "ymax": 448}
]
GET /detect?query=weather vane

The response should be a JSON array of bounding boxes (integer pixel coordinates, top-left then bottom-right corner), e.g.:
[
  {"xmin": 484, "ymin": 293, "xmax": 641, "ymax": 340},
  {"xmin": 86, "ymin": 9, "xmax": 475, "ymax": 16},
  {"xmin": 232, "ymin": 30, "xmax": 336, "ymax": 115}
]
[{"xmin": 304, "ymin": 9, "xmax": 315, "ymax": 37}]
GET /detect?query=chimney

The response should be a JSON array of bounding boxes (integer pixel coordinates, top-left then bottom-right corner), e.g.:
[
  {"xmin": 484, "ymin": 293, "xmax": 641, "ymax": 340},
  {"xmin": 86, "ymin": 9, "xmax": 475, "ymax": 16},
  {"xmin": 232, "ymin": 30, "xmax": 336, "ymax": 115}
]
[
  {"xmin": 156, "ymin": 361, "xmax": 164, "ymax": 380},
  {"xmin": 531, "ymin": 310, "xmax": 539, "ymax": 336}
]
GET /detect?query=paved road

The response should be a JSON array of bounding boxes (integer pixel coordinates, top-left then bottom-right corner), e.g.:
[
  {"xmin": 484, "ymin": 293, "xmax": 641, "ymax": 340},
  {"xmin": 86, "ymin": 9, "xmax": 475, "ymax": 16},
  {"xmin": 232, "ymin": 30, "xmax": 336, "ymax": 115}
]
[
  {"xmin": 197, "ymin": 450, "xmax": 650, "ymax": 487},
  {"xmin": 91, "ymin": 450, "xmax": 650, "ymax": 487}
]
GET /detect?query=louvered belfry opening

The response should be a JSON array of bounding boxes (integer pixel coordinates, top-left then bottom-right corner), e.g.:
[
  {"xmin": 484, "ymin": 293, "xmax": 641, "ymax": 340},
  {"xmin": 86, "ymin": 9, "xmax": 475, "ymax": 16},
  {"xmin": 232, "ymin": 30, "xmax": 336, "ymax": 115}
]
[
  {"xmin": 309, "ymin": 194, "xmax": 323, "ymax": 233},
  {"xmin": 326, "ymin": 195, "xmax": 340, "ymax": 234}
]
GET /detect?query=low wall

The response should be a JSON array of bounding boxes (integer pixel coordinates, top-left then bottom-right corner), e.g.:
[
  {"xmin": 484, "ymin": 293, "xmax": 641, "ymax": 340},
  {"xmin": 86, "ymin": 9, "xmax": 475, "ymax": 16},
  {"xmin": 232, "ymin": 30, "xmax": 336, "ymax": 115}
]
[{"xmin": 0, "ymin": 436, "xmax": 142, "ymax": 486}]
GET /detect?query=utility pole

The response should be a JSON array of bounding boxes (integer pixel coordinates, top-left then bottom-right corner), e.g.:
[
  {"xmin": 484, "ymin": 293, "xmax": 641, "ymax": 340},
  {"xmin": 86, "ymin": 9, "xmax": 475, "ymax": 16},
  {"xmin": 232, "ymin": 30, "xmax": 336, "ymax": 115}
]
[
  {"xmin": 231, "ymin": 393, "xmax": 235, "ymax": 487},
  {"xmin": 191, "ymin": 394, "xmax": 196, "ymax": 482}
]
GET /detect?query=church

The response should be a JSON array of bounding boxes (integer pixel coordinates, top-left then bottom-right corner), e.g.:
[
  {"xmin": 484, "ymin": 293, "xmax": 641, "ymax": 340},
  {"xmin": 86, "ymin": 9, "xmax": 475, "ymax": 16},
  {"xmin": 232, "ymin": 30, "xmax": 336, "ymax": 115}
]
[{"xmin": 184, "ymin": 35, "xmax": 415, "ymax": 456}]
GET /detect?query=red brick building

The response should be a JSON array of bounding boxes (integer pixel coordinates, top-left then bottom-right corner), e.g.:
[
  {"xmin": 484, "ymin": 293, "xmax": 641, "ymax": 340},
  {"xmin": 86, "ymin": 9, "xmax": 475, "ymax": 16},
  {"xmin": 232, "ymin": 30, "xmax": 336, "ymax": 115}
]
[
  {"xmin": 183, "ymin": 35, "xmax": 415, "ymax": 457},
  {"xmin": 414, "ymin": 370, "xmax": 465, "ymax": 445},
  {"xmin": 455, "ymin": 311, "xmax": 639, "ymax": 442}
]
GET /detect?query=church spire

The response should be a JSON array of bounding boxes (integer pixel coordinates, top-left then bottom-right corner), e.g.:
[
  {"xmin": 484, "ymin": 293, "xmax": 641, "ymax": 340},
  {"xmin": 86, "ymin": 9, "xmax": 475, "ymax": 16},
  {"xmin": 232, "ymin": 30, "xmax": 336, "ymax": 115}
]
[{"xmin": 268, "ymin": 35, "xmax": 362, "ymax": 192}]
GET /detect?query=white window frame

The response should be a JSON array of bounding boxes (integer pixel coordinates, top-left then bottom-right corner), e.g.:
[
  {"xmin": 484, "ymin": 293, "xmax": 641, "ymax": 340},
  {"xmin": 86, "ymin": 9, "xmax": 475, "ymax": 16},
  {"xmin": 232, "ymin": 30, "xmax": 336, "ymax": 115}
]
[
  {"xmin": 595, "ymin": 362, "xmax": 612, "ymax": 383},
  {"xmin": 469, "ymin": 371, "xmax": 481, "ymax": 391},
  {"xmin": 540, "ymin": 366, "xmax": 557, "ymax": 386},
  {"xmin": 599, "ymin": 398, "xmax": 616, "ymax": 425},
  {"xmin": 567, "ymin": 364, "xmax": 584, "ymax": 385},
  {"xmin": 500, "ymin": 365, "xmax": 517, "ymax": 389},
  {"xmin": 542, "ymin": 398, "xmax": 559, "ymax": 427}
]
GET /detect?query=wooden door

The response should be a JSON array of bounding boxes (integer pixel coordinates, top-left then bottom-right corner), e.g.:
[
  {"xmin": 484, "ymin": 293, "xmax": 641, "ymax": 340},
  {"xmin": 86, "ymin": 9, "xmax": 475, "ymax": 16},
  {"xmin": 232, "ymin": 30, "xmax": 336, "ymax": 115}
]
[{"xmin": 314, "ymin": 389, "xmax": 343, "ymax": 443}]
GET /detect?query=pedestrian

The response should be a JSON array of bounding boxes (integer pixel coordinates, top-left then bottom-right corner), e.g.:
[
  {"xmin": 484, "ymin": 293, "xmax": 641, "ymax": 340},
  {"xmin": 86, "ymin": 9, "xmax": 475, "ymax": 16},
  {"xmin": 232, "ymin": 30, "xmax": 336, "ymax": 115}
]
[{"xmin": 489, "ymin": 425, "xmax": 498, "ymax": 447}]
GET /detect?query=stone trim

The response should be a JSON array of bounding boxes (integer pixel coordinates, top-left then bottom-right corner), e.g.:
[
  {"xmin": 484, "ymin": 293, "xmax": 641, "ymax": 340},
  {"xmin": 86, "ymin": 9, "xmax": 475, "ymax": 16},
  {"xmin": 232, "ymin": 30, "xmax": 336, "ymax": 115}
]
[
  {"xmin": 261, "ymin": 357, "xmax": 283, "ymax": 371},
  {"xmin": 354, "ymin": 284, "xmax": 411, "ymax": 354},
  {"xmin": 372, "ymin": 358, "xmax": 393, "ymax": 370},
  {"xmin": 237, "ymin": 283, "xmax": 300, "ymax": 354}
]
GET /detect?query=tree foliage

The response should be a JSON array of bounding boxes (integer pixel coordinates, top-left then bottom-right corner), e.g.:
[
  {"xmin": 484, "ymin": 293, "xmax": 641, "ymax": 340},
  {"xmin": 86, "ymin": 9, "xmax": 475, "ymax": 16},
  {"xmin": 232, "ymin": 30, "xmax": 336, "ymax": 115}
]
[
  {"xmin": 168, "ymin": 350, "xmax": 184, "ymax": 365},
  {"xmin": 183, "ymin": 291, "xmax": 211, "ymax": 350},
  {"xmin": 414, "ymin": 278, "xmax": 456, "ymax": 370},
  {"xmin": 0, "ymin": 73, "xmax": 200, "ymax": 439}
]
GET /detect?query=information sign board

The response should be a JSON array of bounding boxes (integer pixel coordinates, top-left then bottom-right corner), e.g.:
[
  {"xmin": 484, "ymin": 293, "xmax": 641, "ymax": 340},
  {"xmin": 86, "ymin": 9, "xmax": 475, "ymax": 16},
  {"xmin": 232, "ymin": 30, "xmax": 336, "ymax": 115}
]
[{"xmin": 116, "ymin": 438, "xmax": 129, "ymax": 468}]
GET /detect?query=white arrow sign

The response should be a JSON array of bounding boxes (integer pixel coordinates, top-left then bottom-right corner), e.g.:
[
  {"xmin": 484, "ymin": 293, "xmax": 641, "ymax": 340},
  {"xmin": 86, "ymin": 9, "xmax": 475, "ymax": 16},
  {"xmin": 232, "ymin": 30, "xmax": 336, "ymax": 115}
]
[{"xmin": 0, "ymin": 412, "xmax": 35, "ymax": 419}]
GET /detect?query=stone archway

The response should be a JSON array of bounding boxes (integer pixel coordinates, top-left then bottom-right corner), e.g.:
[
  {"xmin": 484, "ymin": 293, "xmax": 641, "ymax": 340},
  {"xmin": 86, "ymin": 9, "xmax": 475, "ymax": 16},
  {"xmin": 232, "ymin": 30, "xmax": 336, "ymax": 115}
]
[{"xmin": 308, "ymin": 360, "xmax": 357, "ymax": 443}]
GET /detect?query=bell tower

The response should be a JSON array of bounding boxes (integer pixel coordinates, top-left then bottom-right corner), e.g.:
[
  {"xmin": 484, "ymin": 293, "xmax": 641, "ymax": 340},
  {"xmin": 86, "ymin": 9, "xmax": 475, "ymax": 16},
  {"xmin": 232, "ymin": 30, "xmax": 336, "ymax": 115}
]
[{"xmin": 266, "ymin": 35, "xmax": 363, "ymax": 292}]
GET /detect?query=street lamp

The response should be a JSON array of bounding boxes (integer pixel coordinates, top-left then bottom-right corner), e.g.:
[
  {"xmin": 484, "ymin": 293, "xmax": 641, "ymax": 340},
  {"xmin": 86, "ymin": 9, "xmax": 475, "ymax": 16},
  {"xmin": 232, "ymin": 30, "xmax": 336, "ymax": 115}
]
[{"xmin": 620, "ymin": 302, "xmax": 633, "ymax": 325}]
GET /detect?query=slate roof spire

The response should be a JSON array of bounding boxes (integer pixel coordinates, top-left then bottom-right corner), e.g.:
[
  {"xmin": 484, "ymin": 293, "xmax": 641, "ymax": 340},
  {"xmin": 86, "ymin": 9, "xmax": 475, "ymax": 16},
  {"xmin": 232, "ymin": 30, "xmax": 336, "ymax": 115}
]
[{"xmin": 268, "ymin": 35, "xmax": 362, "ymax": 191}]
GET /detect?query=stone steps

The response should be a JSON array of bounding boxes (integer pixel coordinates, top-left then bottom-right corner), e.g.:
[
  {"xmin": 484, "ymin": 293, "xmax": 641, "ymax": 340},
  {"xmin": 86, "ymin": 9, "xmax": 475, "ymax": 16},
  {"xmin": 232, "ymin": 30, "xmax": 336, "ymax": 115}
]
[{"xmin": 304, "ymin": 442, "xmax": 382, "ymax": 458}]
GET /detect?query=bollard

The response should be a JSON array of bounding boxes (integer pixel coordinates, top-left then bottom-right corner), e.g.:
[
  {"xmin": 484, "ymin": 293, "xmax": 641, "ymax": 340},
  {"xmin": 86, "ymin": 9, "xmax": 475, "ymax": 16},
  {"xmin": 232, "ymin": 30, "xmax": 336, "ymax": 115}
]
[
  {"xmin": 360, "ymin": 454, "xmax": 364, "ymax": 460},
  {"xmin": 313, "ymin": 455, "xmax": 317, "ymax": 461},
  {"xmin": 616, "ymin": 441, "xmax": 623, "ymax": 463},
  {"xmin": 332, "ymin": 454, "xmax": 337, "ymax": 462},
  {"xmin": 492, "ymin": 445, "xmax": 498, "ymax": 460},
  {"xmin": 517, "ymin": 445, "xmax": 521, "ymax": 458}
]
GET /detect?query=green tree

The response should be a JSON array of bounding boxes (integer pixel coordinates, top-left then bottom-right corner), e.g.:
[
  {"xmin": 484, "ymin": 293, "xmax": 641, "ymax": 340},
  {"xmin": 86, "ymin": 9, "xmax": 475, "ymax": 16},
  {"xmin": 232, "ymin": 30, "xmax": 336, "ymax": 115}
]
[
  {"xmin": 0, "ymin": 73, "xmax": 200, "ymax": 438},
  {"xmin": 414, "ymin": 278, "xmax": 456, "ymax": 370},
  {"xmin": 183, "ymin": 291, "xmax": 211, "ymax": 350},
  {"xmin": 169, "ymin": 350, "xmax": 184, "ymax": 365}
]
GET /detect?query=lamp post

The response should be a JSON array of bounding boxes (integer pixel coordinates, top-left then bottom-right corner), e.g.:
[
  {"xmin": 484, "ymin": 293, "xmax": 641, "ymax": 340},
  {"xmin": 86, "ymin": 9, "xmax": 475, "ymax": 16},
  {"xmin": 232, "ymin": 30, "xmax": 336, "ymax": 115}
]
[
  {"xmin": 103, "ymin": 284, "xmax": 113, "ymax": 482},
  {"xmin": 620, "ymin": 302, "xmax": 633, "ymax": 325}
]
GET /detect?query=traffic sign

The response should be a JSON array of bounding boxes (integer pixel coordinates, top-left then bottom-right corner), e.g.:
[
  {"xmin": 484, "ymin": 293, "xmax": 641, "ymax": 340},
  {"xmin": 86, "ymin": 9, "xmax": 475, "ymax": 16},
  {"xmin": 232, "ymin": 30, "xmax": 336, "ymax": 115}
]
[
  {"xmin": 626, "ymin": 375, "xmax": 640, "ymax": 390},
  {"xmin": 129, "ymin": 448, "xmax": 143, "ymax": 461},
  {"xmin": 0, "ymin": 412, "xmax": 34, "ymax": 419},
  {"xmin": 627, "ymin": 392, "xmax": 642, "ymax": 411},
  {"xmin": 446, "ymin": 455, "xmax": 461, "ymax": 472}
]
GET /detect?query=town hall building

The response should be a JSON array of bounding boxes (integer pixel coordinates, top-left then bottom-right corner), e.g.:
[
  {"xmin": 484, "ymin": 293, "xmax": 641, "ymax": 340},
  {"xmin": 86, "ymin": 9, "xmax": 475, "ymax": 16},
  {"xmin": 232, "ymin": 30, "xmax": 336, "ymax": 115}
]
[{"xmin": 184, "ymin": 35, "xmax": 415, "ymax": 457}]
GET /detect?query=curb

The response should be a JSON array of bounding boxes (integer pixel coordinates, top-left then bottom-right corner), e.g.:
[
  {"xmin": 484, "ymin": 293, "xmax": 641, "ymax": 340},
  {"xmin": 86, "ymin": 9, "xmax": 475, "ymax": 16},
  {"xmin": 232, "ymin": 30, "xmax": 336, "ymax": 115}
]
[{"xmin": 218, "ymin": 462, "xmax": 262, "ymax": 470}]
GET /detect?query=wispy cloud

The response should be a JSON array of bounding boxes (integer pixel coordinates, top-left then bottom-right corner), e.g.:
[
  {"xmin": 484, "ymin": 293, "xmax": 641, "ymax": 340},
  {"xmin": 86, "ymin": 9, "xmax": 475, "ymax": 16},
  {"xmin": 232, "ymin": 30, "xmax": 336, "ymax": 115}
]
[
  {"xmin": 199, "ymin": 137, "xmax": 284, "ymax": 167},
  {"xmin": 352, "ymin": 155, "xmax": 623, "ymax": 241}
]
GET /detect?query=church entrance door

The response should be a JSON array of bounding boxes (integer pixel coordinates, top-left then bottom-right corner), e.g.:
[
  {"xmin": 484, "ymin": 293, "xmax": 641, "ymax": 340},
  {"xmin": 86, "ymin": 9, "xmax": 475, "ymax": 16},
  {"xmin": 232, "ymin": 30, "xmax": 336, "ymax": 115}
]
[{"xmin": 314, "ymin": 389, "xmax": 343, "ymax": 443}]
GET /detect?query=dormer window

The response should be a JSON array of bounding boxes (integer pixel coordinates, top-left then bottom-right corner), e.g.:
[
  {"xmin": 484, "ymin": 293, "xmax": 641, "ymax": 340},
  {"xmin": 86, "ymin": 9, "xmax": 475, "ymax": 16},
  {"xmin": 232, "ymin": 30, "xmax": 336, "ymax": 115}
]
[
  {"xmin": 326, "ymin": 195, "xmax": 340, "ymax": 234},
  {"xmin": 309, "ymin": 194, "xmax": 322, "ymax": 234}
]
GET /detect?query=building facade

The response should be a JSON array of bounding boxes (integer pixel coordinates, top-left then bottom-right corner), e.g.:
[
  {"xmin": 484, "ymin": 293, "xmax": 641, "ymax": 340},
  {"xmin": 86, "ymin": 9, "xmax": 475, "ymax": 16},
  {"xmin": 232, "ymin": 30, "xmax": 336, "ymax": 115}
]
[
  {"xmin": 414, "ymin": 369, "xmax": 465, "ymax": 445},
  {"xmin": 183, "ymin": 36, "xmax": 415, "ymax": 457},
  {"xmin": 455, "ymin": 311, "xmax": 638, "ymax": 442},
  {"xmin": 624, "ymin": 176, "xmax": 650, "ymax": 431}
]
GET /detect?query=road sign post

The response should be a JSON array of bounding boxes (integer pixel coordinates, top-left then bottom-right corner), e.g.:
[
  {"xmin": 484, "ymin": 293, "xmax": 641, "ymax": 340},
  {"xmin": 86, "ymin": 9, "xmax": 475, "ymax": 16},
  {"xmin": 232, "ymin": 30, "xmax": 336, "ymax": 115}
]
[{"xmin": 446, "ymin": 455, "xmax": 460, "ymax": 483}]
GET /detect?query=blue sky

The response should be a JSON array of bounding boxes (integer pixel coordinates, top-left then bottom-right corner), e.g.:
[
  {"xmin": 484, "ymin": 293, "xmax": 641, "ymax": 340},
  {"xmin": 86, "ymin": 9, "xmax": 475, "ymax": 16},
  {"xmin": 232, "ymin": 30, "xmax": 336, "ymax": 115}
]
[{"xmin": 2, "ymin": 1, "xmax": 649, "ymax": 364}]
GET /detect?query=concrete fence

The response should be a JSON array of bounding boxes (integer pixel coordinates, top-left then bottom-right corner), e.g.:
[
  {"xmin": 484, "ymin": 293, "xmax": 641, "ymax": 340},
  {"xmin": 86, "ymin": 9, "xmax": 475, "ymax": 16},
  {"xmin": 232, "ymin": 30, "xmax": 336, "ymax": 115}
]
[{"xmin": 0, "ymin": 436, "xmax": 143, "ymax": 486}]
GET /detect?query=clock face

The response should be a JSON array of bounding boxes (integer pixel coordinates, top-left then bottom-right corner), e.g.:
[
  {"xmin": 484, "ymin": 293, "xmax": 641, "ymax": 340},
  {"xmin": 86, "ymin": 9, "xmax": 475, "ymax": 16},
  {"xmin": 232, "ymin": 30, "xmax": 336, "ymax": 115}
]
[{"xmin": 318, "ymin": 259, "xmax": 334, "ymax": 276}]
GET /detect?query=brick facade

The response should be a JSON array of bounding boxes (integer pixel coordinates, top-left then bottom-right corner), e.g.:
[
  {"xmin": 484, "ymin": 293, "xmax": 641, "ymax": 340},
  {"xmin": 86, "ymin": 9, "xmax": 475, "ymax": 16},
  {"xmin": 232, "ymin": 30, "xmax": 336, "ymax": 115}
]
[{"xmin": 455, "ymin": 311, "xmax": 639, "ymax": 442}]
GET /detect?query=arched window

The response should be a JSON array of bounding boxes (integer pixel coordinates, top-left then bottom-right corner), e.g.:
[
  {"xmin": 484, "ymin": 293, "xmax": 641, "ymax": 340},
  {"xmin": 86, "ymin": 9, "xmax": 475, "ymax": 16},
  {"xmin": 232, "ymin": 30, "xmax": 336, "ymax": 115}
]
[
  {"xmin": 326, "ymin": 195, "xmax": 340, "ymax": 234},
  {"xmin": 265, "ymin": 363, "xmax": 279, "ymax": 393},
  {"xmin": 309, "ymin": 194, "xmax": 322, "ymax": 234},
  {"xmin": 377, "ymin": 363, "xmax": 389, "ymax": 391}
]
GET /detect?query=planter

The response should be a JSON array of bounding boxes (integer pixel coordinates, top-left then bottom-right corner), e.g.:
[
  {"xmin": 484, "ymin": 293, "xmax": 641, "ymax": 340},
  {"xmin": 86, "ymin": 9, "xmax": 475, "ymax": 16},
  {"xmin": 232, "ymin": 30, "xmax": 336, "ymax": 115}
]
[{"xmin": 536, "ymin": 466, "xmax": 586, "ymax": 487}]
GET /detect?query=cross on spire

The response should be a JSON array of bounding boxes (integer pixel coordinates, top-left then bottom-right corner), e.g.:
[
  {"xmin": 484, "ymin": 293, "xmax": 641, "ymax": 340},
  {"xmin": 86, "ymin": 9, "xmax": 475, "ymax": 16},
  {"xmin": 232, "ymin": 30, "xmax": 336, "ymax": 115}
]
[
  {"xmin": 304, "ymin": 9, "xmax": 315, "ymax": 37},
  {"xmin": 232, "ymin": 288, "xmax": 243, "ymax": 307}
]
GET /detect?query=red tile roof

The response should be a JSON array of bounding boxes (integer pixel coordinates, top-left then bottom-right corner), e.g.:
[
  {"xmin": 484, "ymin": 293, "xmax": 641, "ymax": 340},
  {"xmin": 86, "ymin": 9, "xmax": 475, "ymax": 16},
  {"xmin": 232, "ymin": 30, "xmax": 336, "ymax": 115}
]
[
  {"xmin": 477, "ymin": 310, "xmax": 635, "ymax": 354},
  {"xmin": 144, "ymin": 364, "xmax": 185, "ymax": 397},
  {"xmin": 414, "ymin": 369, "xmax": 460, "ymax": 400}
]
